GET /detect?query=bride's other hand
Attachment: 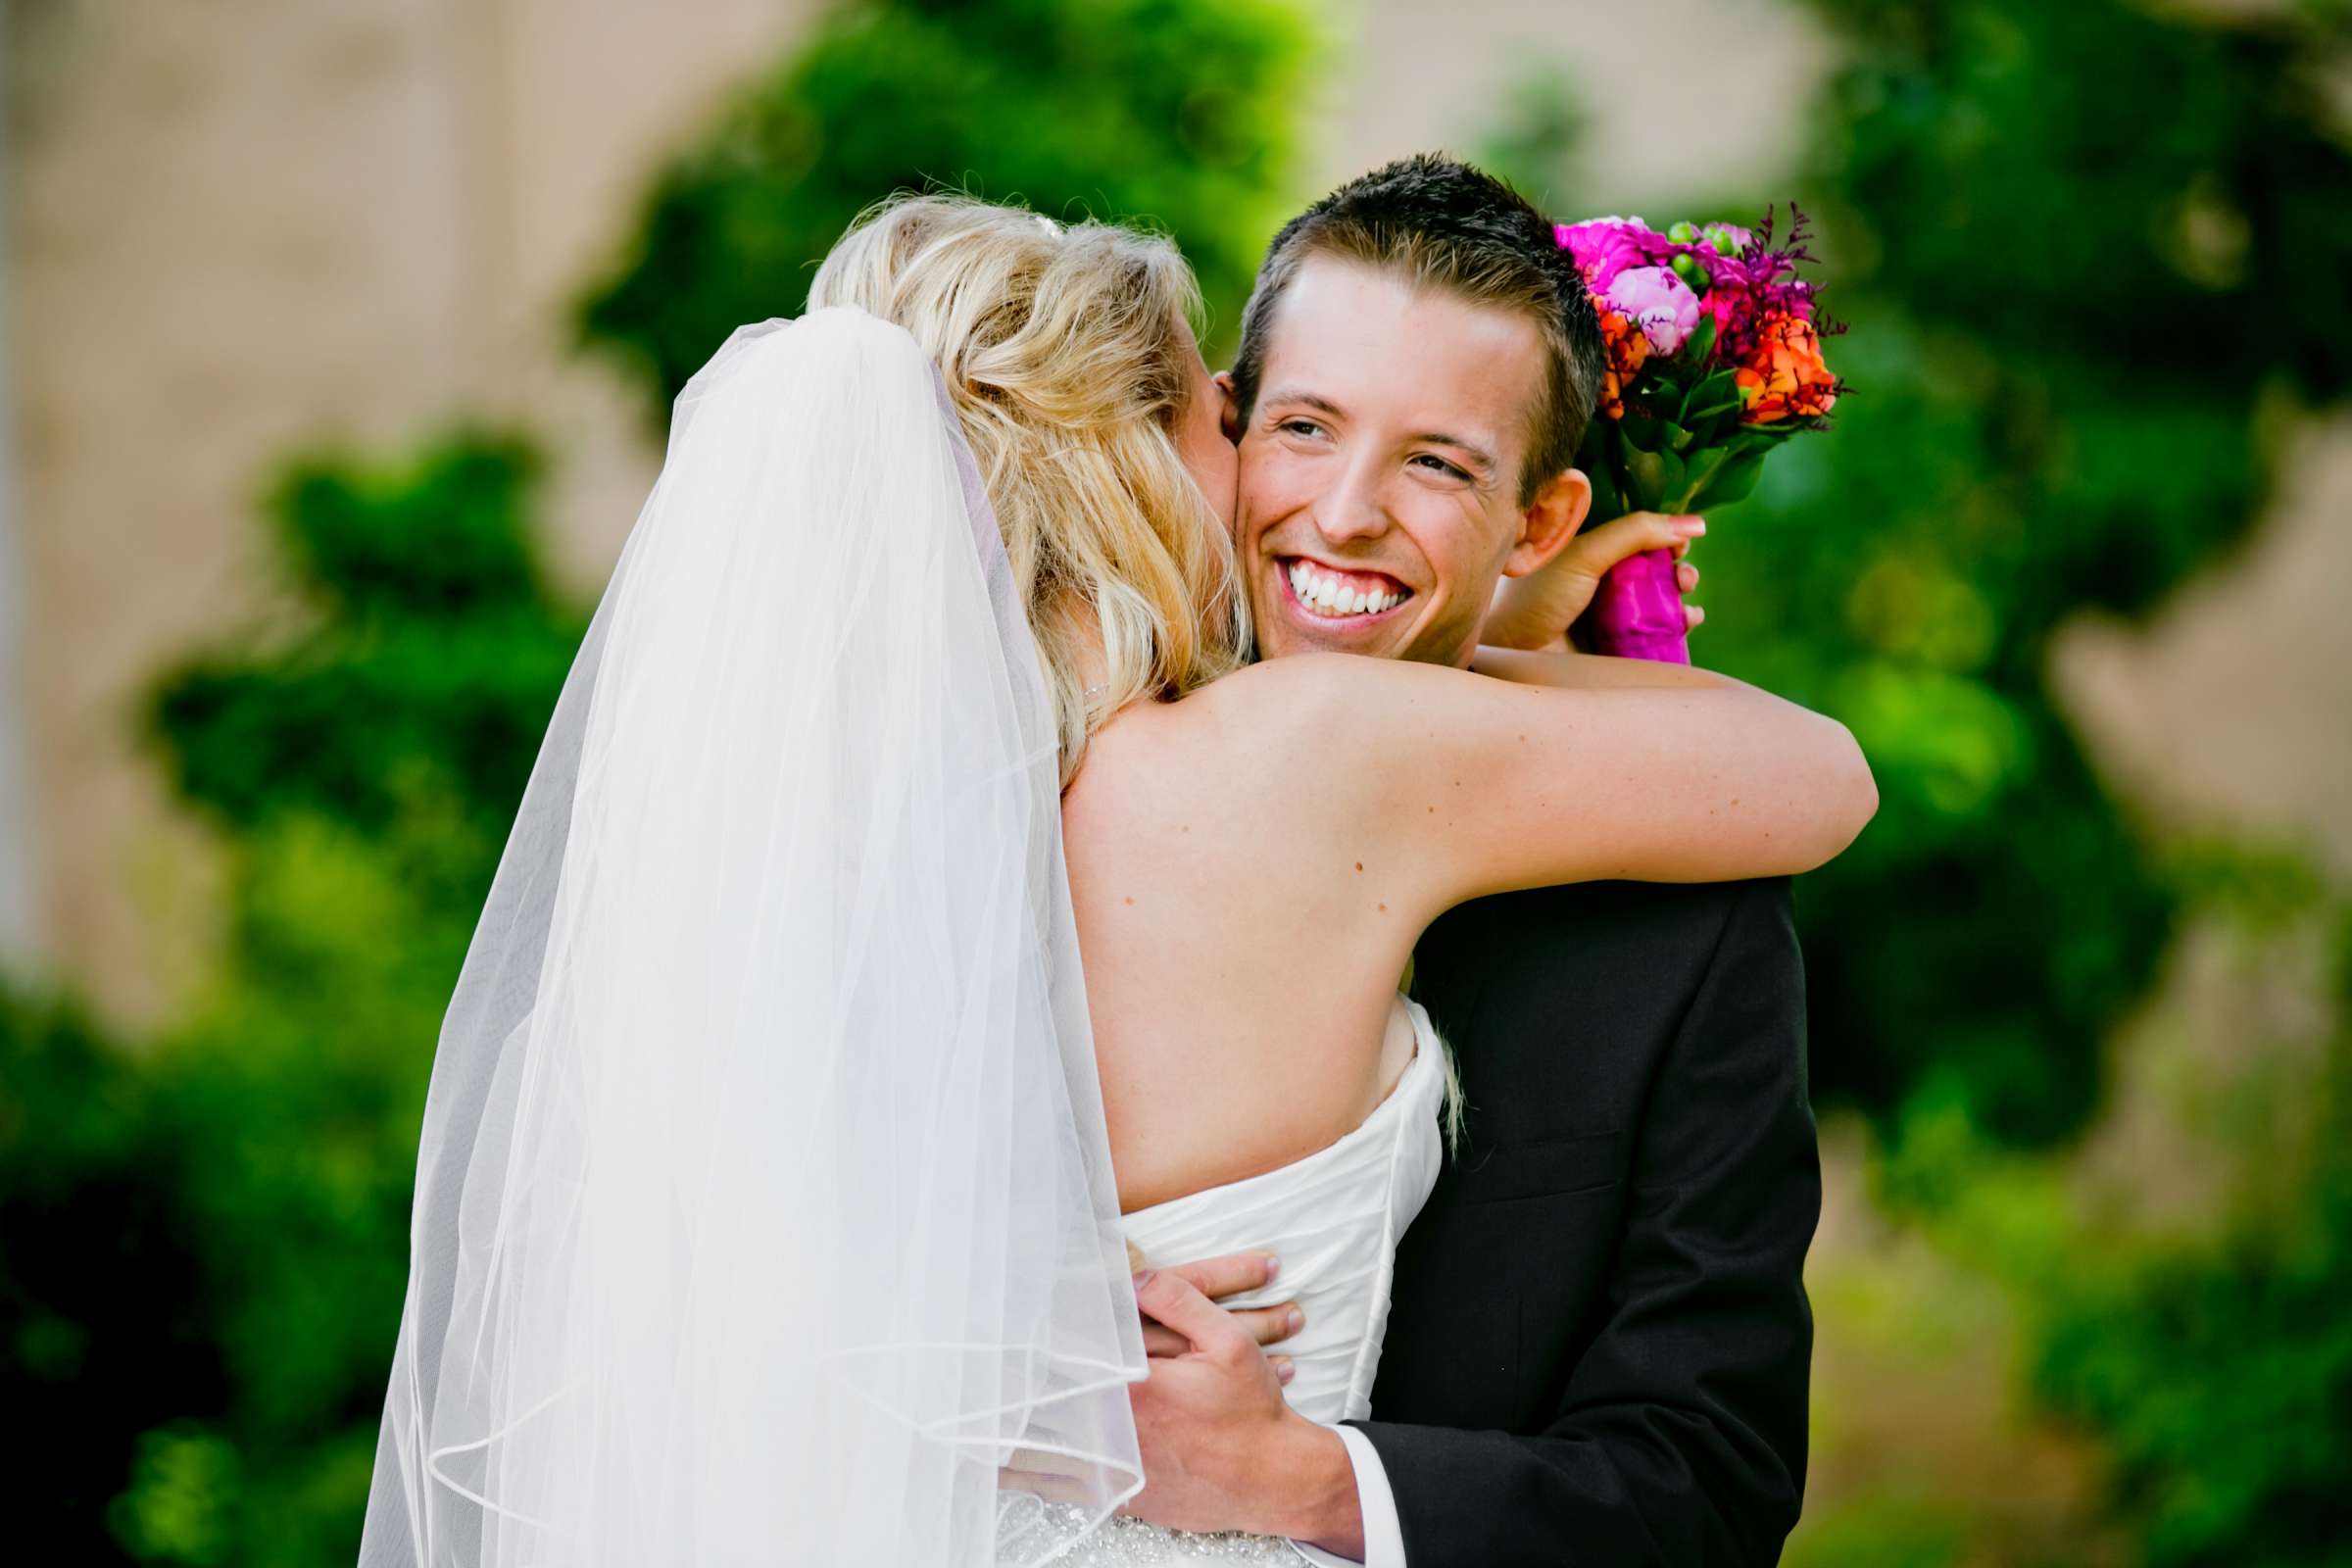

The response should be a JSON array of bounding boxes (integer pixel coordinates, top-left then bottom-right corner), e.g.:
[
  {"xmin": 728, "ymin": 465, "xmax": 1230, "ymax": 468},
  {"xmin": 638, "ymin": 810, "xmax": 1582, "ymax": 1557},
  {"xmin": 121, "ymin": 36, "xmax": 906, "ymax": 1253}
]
[
  {"xmin": 1485, "ymin": 510, "xmax": 1708, "ymax": 652},
  {"xmin": 1135, "ymin": 1250, "xmax": 1300, "ymax": 1358}
]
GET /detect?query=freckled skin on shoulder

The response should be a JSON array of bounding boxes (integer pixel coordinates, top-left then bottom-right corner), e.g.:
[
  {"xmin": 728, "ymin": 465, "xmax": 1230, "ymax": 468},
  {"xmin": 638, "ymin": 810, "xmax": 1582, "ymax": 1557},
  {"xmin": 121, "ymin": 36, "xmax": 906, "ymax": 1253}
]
[{"xmin": 1058, "ymin": 664, "xmax": 1425, "ymax": 1213}]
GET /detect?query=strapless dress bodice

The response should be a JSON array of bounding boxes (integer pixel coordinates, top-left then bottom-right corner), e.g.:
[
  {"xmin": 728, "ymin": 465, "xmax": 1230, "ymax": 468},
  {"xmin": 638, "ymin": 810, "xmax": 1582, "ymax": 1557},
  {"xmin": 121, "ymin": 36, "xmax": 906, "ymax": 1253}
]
[
  {"xmin": 1118, "ymin": 995, "xmax": 1448, "ymax": 1425},
  {"xmin": 999, "ymin": 996, "xmax": 1449, "ymax": 1564}
]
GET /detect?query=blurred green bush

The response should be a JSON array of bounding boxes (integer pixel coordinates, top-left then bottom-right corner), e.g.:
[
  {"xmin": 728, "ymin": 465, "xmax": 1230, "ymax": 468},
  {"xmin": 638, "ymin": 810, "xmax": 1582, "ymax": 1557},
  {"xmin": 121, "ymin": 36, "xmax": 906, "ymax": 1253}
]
[
  {"xmin": 2032, "ymin": 879, "xmax": 2352, "ymax": 1568},
  {"xmin": 1822, "ymin": 854, "xmax": 2352, "ymax": 1568},
  {"xmin": 4, "ymin": 434, "xmax": 578, "ymax": 1563},
  {"xmin": 2040, "ymin": 1140, "xmax": 2352, "ymax": 1568},
  {"xmin": 1691, "ymin": 0, "xmax": 2352, "ymax": 1144},
  {"xmin": 576, "ymin": 0, "xmax": 1318, "ymax": 417}
]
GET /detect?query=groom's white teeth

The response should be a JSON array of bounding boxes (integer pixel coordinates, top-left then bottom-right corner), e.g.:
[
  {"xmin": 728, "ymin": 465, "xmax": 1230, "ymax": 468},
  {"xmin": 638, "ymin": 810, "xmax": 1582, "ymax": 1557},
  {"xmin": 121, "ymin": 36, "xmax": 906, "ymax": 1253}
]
[{"xmin": 1286, "ymin": 559, "xmax": 1408, "ymax": 618}]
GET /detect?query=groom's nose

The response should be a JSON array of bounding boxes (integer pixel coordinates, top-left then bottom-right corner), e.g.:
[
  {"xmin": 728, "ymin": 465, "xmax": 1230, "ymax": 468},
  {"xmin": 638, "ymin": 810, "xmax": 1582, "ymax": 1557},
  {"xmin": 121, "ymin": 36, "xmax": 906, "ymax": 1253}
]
[{"xmin": 1312, "ymin": 453, "xmax": 1390, "ymax": 546}]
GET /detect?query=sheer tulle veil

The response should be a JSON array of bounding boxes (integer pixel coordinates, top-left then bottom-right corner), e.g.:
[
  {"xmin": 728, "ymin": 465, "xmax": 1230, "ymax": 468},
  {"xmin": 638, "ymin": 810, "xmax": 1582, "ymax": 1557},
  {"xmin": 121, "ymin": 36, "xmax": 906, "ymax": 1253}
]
[{"xmin": 358, "ymin": 308, "xmax": 1147, "ymax": 1565}]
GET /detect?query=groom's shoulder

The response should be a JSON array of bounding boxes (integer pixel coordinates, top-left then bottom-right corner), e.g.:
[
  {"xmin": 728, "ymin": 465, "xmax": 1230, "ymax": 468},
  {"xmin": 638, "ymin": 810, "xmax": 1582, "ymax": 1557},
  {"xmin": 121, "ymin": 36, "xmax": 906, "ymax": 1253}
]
[
  {"xmin": 1433, "ymin": 874, "xmax": 1791, "ymax": 956},
  {"xmin": 1416, "ymin": 877, "xmax": 1794, "ymax": 1019},
  {"xmin": 1412, "ymin": 879, "xmax": 1798, "ymax": 1081}
]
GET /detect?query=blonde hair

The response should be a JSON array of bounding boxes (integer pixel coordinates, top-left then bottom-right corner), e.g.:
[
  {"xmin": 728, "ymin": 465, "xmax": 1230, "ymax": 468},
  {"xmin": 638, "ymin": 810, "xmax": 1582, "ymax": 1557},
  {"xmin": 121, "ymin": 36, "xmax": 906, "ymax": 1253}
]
[{"xmin": 809, "ymin": 194, "xmax": 1250, "ymax": 785}]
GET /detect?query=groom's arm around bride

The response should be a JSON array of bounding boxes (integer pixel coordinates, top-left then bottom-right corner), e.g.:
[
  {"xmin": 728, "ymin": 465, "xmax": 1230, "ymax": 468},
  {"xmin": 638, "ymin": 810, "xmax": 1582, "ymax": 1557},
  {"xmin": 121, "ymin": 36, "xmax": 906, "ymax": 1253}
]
[{"xmin": 1129, "ymin": 873, "xmax": 1817, "ymax": 1568}]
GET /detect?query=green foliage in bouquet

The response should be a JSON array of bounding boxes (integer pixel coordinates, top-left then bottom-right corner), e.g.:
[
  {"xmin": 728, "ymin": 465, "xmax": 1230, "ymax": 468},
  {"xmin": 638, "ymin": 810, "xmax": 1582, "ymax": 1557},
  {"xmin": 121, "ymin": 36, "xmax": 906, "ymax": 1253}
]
[
  {"xmin": 577, "ymin": 0, "xmax": 1318, "ymax": 420},
  {"xmin": 1592, "ymin": 354, "xmax": 1764, "ymax": 515},
  {"xmin": 1584, "ymin": 344, "xmax": 1787, "ymax": 519},
  {"xmin": 1685, "ymin": 0, "xmax": 2352, "ymax": 1145},
  {"xmin": 5, "ymin": 435, "xmax": 582, "ymax": 1564}
]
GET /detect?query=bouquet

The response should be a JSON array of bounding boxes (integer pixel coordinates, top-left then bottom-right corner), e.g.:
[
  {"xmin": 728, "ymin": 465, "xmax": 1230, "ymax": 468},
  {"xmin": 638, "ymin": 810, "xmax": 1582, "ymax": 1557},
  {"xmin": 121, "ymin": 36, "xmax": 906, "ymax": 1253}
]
[{"xmin": 1554, "ymin": 207, "xmax": 1842, "ymax": 662}]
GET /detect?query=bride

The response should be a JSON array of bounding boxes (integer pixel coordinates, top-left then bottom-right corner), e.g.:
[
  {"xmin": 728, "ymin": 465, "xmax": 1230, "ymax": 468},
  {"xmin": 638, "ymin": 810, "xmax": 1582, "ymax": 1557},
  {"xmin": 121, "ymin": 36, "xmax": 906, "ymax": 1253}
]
[{"xmin": 358, "ymin": 195, "xmax": 1874, "ymax": 1566}]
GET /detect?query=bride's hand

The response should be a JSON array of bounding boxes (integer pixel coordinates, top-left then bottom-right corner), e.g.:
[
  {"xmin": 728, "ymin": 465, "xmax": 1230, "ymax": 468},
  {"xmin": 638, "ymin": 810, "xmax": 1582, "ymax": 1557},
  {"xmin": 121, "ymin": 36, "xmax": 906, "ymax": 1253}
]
[
  {"xmin": 1485, "ymin": 510, "xmax": 1708, "ymax": 652},
  {"xmin": 1134, "ymin": 1250, "xmax": 1301, "ymax": 1359},
  {"xmin": 1124, "ymin": 1269, "xmax": 1346, "ymax": 1542}
]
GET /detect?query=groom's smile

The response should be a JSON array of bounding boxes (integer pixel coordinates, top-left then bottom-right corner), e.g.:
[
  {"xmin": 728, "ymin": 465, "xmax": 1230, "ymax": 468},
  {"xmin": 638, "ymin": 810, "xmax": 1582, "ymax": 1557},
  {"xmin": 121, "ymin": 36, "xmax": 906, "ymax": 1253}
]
[
  {"xmin": 1229, "ymin": 256, "xmax": 1565, "ymax": 669},
  {"xmin": 1279, "ymin": 555, "xmax": 1413, "ymax": 620}
]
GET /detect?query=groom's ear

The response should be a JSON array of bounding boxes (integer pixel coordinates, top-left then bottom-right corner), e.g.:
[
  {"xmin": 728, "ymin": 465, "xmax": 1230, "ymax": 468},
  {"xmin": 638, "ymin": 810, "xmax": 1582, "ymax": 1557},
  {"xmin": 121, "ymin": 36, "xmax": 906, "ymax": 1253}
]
[
  {"xmin": 1501, "ymin": 467, "xmax": 1593, "ymax": 578},
  {"xmin": 1213, "ymin": 370, "xmax": 1243, "ymax": 444}
]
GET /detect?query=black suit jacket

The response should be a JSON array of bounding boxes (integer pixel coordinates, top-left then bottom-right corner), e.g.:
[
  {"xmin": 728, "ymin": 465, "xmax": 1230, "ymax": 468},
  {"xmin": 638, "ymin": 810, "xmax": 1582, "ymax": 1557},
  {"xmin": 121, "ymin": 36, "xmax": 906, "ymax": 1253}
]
[{"xmin": 1354, "ymin": 875, "xmax": 1817, "ymax": 1566}]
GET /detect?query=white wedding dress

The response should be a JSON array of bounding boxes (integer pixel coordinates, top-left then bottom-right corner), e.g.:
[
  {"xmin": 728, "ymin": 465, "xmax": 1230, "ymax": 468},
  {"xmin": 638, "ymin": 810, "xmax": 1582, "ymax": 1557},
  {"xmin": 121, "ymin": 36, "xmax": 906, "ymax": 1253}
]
[{"xmin": 1001, "ymin": 995, "xmax": 1450, "ymax": 1565}]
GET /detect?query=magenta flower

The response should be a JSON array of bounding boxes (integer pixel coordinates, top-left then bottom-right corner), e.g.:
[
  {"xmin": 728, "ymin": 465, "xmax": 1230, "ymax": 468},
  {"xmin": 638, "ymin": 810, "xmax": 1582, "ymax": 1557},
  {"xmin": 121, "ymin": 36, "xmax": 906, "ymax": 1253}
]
[
  {"xmin": 1604, "ymin": 266, "xmax": 1703, "ymax": 356},
  {"xmin": 1554, "ymin": 217, "xmax": 1672, "ymax": 292}
]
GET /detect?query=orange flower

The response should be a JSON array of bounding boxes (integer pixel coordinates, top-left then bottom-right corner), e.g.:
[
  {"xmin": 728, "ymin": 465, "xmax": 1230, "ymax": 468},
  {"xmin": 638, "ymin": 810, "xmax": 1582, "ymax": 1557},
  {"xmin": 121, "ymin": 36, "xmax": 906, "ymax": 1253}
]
[
  {"xmin": 1595, "ymin": 310, "xmax": 1650, "ymax": 420},
  {"xmin": 1735, "ymin": 313, "xmax": 1837, "ymax": 423}
]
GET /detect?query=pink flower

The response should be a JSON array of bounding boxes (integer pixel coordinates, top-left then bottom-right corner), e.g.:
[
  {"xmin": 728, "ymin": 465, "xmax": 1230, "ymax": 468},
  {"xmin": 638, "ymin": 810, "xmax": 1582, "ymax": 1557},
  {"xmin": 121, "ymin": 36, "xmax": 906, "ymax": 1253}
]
[{"xmin": 1604, "ymin": 266, "xmax": 1702, "ymax": 356}]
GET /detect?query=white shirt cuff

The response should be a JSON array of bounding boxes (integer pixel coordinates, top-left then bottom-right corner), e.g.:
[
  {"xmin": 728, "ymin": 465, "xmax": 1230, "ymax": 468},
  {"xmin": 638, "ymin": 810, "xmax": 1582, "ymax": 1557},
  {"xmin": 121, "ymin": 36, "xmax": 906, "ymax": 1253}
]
[{"xmin": 1290, "ymin": 1424, "xmax": 1406, "ymax": 1568}]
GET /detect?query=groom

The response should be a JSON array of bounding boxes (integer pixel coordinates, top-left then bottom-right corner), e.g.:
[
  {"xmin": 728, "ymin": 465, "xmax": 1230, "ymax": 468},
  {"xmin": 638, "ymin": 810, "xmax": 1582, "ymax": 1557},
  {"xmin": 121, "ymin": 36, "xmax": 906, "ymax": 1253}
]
[{"xmin": 1126, "ymin": 157, "xmax": 1819, "ymax": 1565}]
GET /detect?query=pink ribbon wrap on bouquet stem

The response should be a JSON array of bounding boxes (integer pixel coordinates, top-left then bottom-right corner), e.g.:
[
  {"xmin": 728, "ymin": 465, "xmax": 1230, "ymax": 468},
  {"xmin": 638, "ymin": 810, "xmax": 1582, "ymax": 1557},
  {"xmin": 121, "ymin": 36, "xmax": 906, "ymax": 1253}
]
[{"xmin": 1586, "ymin": 545, "xmax": 1690, "ymax": 664}]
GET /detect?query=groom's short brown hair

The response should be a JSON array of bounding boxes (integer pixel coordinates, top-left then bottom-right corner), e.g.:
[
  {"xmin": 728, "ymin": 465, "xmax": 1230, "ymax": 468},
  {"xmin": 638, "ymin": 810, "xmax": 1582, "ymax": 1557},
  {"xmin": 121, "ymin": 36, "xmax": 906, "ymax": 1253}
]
[{"xmin": 1229, "ymin": 155, "xmax": 1605, "ymax": 505}]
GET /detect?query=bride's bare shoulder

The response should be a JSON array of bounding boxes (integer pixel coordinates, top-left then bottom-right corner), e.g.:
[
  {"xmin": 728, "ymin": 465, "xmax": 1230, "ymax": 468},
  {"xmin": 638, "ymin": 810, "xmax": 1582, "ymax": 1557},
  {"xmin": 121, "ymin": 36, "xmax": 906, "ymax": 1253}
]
[
  {"xmin": 1063, "ymin": 659, "xmax": 1350, "ymax": 824},
  {"xmin": 1066, "ymin": 655, "xmax": 1468, "ymax": 825},
  {"xmin": 1179, "ymin": 652, "xmax": 1464, "ymax": 727}
]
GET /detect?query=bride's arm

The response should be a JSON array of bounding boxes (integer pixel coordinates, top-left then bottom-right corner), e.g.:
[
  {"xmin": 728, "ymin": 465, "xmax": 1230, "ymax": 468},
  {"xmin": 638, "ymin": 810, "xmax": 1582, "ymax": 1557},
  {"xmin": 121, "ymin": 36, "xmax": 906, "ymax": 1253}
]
[
  {"xmin": 1471, "ymin": 643, "xmax": 1746, "ymax": 692},
  {"xmin": 1270, "ymin": 652, "xmax": 1876, "ymax": 908}
]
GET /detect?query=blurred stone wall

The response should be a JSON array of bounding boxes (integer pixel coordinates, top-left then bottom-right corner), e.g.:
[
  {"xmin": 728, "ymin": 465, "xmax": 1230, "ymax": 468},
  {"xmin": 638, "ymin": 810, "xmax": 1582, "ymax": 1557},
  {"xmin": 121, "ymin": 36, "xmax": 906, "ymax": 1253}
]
[
  {"xmin": 0, "ymin": 7, "xmax": 36, "ymax": 969},
  {"xmin": 5, "ymin": 0, "xmax": 819, "ymax": 1019},
  {"xmin": 2051, "ymin": 412, "xmax": 2352, "ymax": 880},
  {"xmin": 1315, "ymin": 0, "xmax": 1832, "ymax": 201}
]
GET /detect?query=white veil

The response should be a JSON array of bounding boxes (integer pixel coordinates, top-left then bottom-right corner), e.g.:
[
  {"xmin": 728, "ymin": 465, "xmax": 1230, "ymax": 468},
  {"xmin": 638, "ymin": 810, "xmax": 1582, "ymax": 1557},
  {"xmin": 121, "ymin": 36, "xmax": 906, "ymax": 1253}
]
[{"xmin": 358, "ymin": 308, "xmax": 1147, "ymax": 1566}]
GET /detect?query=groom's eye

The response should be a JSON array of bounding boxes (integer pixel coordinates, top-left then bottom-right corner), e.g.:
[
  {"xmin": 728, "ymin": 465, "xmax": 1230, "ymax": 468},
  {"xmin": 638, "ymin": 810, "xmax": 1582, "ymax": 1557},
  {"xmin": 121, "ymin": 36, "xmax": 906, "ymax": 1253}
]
[
  {"xmin": 1412, "ymin": 454, "xmax": 1472, "ymax": 481},
  {"xmin": 1277, "ymin": 417, "xmax": 1324, "ymax": 438}
]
